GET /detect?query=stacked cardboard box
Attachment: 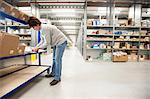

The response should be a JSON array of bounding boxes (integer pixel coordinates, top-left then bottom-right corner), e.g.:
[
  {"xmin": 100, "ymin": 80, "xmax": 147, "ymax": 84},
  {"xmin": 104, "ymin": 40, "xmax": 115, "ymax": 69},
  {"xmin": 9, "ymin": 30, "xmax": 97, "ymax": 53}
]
[
  {"xmin": 112, "ymin": 51, "xmax": 128, "ymax": 62},
  {"xmin": 113, "ymin": 55, "xmax": 128, "ymax": 62},
  {"xmin": 11, "ymin": 8, "xmax": 22, "ymax": 18},
  {"xmin": 98, "ymin": 30, "xmax": 109, "ymax": 34},
  {"xmin": 0, "ymin": 0, "xmax": 13, "ymax": 14},
  {"xmin": 19, "ymin": 12, "xmax": 30, "ymax": 22},
  {"xmin": 0, "ymin": 0, "xmax": 30, "ymax": 22},
  {"xmin": 128, "ymin": 53, "xmax": 138, "ymax": 61},
  {"xmin": 17, "ymin": 44, "xmax": 26, "ymax": 54},
  {"xmin": 0, "ymin": 32, "xmax": 26, "ymax": 58}
]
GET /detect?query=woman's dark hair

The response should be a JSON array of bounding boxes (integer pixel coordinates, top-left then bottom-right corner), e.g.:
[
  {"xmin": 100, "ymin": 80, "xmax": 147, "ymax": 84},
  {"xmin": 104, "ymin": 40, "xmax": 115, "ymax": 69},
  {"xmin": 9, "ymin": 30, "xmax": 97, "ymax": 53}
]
[{"xmin": 28, "ymin": 17, "xmax": 41, "ymax": 28}]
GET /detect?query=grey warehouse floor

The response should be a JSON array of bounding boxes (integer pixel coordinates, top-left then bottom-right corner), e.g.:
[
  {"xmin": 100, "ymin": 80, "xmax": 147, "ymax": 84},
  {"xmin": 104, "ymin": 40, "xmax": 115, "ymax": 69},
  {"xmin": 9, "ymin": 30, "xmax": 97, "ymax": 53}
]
[{"xmin": 7, "ymin": 47, "xmax": 150, "ymax": 99}]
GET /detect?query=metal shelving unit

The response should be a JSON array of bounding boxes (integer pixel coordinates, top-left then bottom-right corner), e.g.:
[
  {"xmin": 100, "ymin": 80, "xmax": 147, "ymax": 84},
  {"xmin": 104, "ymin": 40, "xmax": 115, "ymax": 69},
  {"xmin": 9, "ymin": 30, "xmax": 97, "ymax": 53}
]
[
  {"xmin": 0, "ymin": 11, "xmax": 27, "ymax": 25},
  {"xmin": 0, "ymin": 51, "xmax": 49, "ymax": 99},
  {"xmin": 83, "ymin": 1, "xmax": 150, "ymax": 62},
  {"xmin": 0, "ymin": 1, "xmax": 31, "ymax": 45},
  {"xmin": 0, "ymin": 1, "xmax": 49, "ymax": 98}
]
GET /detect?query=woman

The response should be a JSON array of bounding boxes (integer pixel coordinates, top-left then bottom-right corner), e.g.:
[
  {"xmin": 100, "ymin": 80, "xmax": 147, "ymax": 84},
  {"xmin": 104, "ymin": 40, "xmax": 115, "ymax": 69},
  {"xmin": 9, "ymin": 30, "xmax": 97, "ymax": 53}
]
[{"xmin": 28, "ymin": 17, "xmax": 67, "ymax": 86}]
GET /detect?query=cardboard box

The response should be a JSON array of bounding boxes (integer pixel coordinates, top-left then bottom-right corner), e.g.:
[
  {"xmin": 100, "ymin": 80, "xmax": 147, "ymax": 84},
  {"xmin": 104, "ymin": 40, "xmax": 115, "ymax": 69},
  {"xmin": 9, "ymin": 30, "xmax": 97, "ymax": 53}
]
[
  {"xmin": 113, "ymin": 42, "xmax": 120, "ymax": 49},
  {"xmin": 0, "ymin": 32, "xmax": 19, "ymax": 58},
  {"xmin": 0, "ymin": 1, "xmax": 13, "ymax": 14},
  {"xmin": 19, "ymin": 12, "xmax": 30, "ymax": 22},
  {"xmin": 17, "ymin": 44, "xmax": 26, "ymax": 54},
  {"xmin": 98, "ymin": 30, "xmax": 108, "ymax": 34},
  {"xmin": 112, "ymin": 55, "xmax": 128, "ymax": 62},
  {"xmin": 128, "ymin": 54, "xmax": 138, "ymax": 61},
  {"xmin": 11, "ymin": 8, "xmax": 21, "ymax": 18}
]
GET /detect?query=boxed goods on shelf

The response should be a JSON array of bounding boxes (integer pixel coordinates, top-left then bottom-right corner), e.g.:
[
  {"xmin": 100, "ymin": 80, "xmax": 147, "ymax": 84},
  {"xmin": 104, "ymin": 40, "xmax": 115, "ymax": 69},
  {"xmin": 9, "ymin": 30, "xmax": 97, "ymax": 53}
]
[
  {"xmin": 19, "ymin": 12, "xmax": 30, "ymax": 22},
  {"xmin": 11, "ymin": 8, "xmax": 21, "ymax": 18},
  {"xmin": 0, "ymin": 32, "xmax": 19, "ymax": 58},
  {"xmin": 126, "ymin": 43, "xmax": 130, "ymax": 49},
  {"xmin": 113, "ymin": 42, "xmax": 120, "ymax": 49},
  {"xmin": 128, "ymin": 53, "xmax": 138, "ymax": 61},
  {"xmin": 98, "ymin": 30, "xmax": 109, "ymax": 34},
  {"xmin": 112, "ymin": 51, "xmax": 128, "ymax": 62},
  {"xmin": 115, "ymin": 37, "xmax": 125, "ymax": 41},
  {"xmin": 139, "ymin": 45, "xmax": 144, "ymax": 49},
  {"xmin": 142, "ymin": 37, "xmax": 149, "ymax": 41},
  {"xmin": 101, "ymin": 37, "xmax": 112, "ymax": 41},
  {"xmin": 0, "ymin": 0, "xmax": 13, "ymax": 14},
  {"xmin": 17, "ymin": 44, "xmax": 26, "ymax": 54}
]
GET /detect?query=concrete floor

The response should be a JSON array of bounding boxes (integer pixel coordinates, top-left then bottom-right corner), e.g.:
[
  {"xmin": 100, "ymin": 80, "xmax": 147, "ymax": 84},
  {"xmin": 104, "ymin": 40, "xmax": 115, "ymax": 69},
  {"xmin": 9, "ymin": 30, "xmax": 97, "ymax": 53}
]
[{"xmin": 7, "ymin": 47, "xmax": 150, "ymax": 99}]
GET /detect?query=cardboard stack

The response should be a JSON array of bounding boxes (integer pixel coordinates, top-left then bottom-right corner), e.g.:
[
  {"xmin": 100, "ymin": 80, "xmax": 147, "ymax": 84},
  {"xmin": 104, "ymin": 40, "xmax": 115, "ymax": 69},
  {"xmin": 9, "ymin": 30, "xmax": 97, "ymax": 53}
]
[
  {"xmin": 11, "ymin": 8, "xmax": 22, "ymax": 18},
  {"xmin": 19, "ymin": 12, "xmax": 30, "ymax": 22},
  {"xmin": 0, "ymin": 32, "xmax": 26, "ymax": 58},
  {"xmin": 0, "ymin": 0, "xmax": 13, "ymax": 14},
  {"xmin": 128, "ymin": 53, "xmax": 138, "ymax": 61},
  {"xmin": 0, "ymin": 0, "xmax": 30, "ymax": 22},
  {"xmin": 112, "ymin": 51, "xmax": 128, "ymax": 62}
]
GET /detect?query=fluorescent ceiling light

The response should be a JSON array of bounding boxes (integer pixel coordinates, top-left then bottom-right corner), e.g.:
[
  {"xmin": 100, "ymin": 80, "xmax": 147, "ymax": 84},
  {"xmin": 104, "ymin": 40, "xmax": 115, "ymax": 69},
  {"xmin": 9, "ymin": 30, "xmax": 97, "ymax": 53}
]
[
  {"xmin": 19, "ymin": 7, "xmax": 31, "ymax": 11},
  {"xmin": 57, "ymin": 20, "xmax": 81, "ymax": 23},
  {"xmin": 98, "ymin": 7, "xmax": 106, "ymax": 11},
  {"xmin": 51, "ymin": 9, "xmax": 76, "ymax": 13},
  {"xmin": 52, "ymin": 14, "xmax": 77, "ymax": 17}
]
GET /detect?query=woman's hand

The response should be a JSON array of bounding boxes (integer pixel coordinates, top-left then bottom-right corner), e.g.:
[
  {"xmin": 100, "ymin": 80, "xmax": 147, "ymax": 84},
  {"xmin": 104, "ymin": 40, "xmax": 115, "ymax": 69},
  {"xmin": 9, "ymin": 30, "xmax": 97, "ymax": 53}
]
[{"xmin": 32, "ymin": 48, "xmax": 40, "ymax": 52}]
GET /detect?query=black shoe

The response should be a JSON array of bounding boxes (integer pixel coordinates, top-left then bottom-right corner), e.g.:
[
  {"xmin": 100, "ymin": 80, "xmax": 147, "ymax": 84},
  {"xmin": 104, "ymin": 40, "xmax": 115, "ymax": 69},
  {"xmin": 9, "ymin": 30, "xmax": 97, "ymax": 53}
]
[
  {"xmin": 50, "ymin": 79, "xmax": 61, "ymax": 86},
  {"xmin": 45, "ymin": 74, "xmax": 54, "ymax": 78}
]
